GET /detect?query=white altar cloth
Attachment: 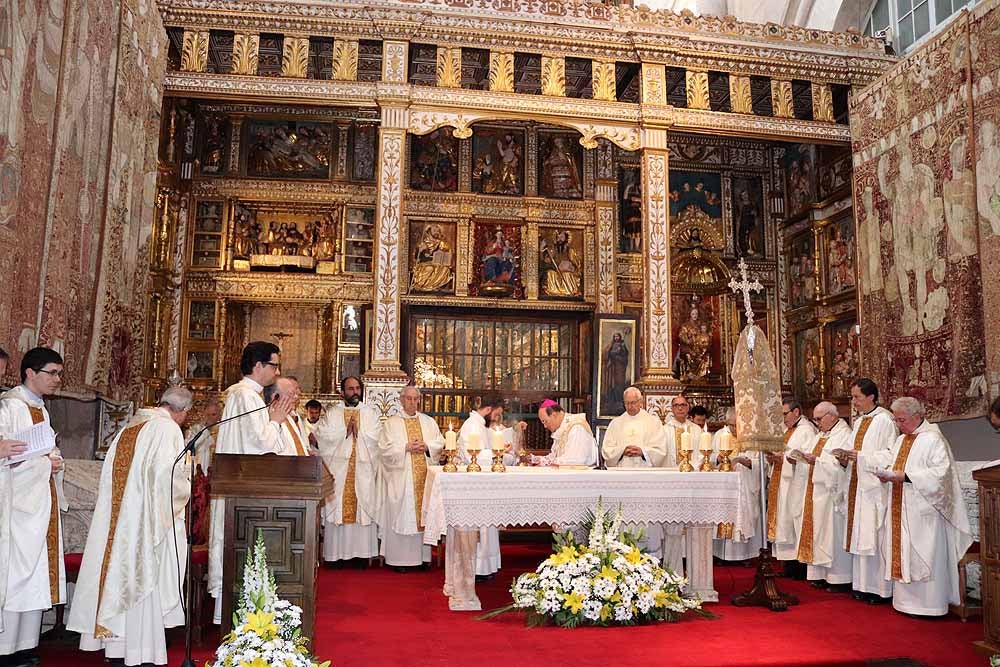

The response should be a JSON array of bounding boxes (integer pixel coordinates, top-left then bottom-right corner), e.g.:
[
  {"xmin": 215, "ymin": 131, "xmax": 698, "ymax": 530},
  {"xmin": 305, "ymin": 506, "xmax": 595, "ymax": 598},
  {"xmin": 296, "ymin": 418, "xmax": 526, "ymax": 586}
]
[{"xmin": 421, "ymin": 466, "xmax": 745, "ymax": 610}]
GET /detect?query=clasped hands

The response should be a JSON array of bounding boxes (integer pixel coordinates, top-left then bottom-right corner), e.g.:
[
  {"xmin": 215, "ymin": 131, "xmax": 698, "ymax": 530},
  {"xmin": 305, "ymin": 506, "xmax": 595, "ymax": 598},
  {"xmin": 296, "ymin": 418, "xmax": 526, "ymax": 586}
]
[
  {"xmin": 406, "ymin": 439, "xmax": 426, "ymax": 454},
  {"xmin": 267, "ymin": 395, "xmax": 297, "ymax": 425}
]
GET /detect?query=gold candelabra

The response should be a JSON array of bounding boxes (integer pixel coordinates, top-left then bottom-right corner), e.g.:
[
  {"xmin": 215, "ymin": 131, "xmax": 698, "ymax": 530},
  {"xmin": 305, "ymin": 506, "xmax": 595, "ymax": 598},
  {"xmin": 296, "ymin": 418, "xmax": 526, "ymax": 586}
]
[
  {"xmin": 443, "ymin": 450, "xmax": 459, "ymax": 473},
  {"xmin": 467, "ymin": 449, "xmax": 482, "ymax": 472},
  {"xmin": 679, "ymin": 449, "xmax": 694, "ymax": 472},
  {"xmin": 699, "ymin": 444, "xmax": 715, "ymax": 472},
  {"xmin": 717, "ymin": 448, "xmax": 733, "ymax": 472},
  {"xmin": 491, "ymin": 450, "xmax": 506, "ymax": 472}
]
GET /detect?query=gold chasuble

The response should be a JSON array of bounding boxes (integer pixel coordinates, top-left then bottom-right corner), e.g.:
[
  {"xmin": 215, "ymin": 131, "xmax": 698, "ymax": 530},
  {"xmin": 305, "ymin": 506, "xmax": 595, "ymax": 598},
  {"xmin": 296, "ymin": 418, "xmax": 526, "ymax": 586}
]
[
  {"xmin": 766, "ymin": 427, "xmax": 795, "ymax": 541},
  {"xmin": 93, "ymin": 421, "xmax": 146, "ymax": 637},
  {"xmin": 403, "ymin": 416, "xmax": 428, "ymax": 526},
  {"xmin": 890, "ymin": 434, "xmax": 919, "ymax": 581},
  {"xmin": 796, "ymin": 436, "xmax": 829, "ymax": 563},
  {"xmin": 28, "ymin": 406, "xmax": 61, "ymax": 606},
  {"xmin": 844, "ymin": 416, "xmax": 873, "ymax": 550},
  {"xmin": 342, "ymin": 408, "xmax": 359, "ymax": 523}
]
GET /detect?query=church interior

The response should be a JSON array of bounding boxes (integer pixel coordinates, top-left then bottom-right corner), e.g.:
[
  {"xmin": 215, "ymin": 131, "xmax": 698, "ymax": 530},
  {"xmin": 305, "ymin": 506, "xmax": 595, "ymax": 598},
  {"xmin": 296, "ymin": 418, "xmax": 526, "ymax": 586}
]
[{"xmin": 3, "ymin": 0, "xmax": 1000, "ymax": 664}]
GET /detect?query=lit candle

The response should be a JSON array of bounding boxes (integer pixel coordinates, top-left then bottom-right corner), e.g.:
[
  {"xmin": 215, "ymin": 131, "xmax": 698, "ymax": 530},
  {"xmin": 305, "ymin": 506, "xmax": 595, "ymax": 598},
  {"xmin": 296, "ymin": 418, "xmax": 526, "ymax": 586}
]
[
  {"xmin": 700, "ymin": 432, "xmax": 712, "ymax": 450},
  {"xmin": 445, "ymin": 427, "xmax": 457, "ymax": 451},
  {"xmin": 681, "ymin": 432, "xmax": 693, "ymax": 451},
  {"xmin": 468, "ymin": 432, "xmax": 480, "ymax": 450},
  {"xmin": 491, "ymin": 428, "xmax": 505, "ymax": 451},
  {"xmin": 719, "ymin": 432, "xmax": 732, "ymax": 452}
]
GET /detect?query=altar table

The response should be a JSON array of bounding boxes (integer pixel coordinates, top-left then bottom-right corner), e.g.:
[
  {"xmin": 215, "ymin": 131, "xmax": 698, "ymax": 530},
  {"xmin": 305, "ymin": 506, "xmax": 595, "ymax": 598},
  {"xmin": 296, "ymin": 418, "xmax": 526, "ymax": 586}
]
[{"xmin": 421, "ymin": 466, "xmax": 746, "ymax": 611}]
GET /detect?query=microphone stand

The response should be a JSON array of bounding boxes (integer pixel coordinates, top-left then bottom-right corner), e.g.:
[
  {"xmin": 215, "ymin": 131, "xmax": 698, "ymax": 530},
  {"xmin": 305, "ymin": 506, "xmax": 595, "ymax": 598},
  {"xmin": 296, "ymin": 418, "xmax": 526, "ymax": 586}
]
[{"xmin": 172, "ymin": 403, "xmax": 270, "ymax": 667}]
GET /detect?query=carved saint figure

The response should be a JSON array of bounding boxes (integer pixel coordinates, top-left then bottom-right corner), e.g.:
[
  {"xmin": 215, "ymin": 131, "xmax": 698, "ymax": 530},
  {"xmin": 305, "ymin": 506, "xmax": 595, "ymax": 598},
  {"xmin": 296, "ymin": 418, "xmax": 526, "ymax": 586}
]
[
  {"xmin": 735, "ymin": 188, "xmax": 760, "ymax": 257},
  {"xmin": 410, "ymin": 223, "xmax": 454, "ymax": 292},
  {"xmin": 201, "ymin": 117, "xmax": 225, "ymax": 173},
  {"xmin": 541, "ymin": 136, "xmax": 582, "ymax": 199},
  {"xmin": 674, "ymin": 301, "xmax": 712, "ymax": 382},
  {"xmin": 620, "ymin": 168, "xmax": 642, "ymax": 253},
  {"xmin": 540, "ymin": 230, "xmax": 581, "ymax": 297}
]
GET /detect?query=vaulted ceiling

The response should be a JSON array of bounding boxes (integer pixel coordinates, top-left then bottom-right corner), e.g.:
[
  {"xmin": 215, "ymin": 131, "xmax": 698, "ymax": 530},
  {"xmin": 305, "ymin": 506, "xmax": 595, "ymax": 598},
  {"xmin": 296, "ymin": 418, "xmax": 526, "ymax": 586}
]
[{"xmin": 642, "ymin": 0, "xmax": 869, "ymax": 33}]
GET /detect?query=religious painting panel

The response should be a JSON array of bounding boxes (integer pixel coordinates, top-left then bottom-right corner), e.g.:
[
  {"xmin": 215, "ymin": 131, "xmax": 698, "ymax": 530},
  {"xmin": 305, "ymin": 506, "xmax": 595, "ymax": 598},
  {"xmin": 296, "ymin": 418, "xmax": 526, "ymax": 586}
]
[
  {"xmin": 851, "ymin": 14, "xmax": 987, "ymax": 419},
  {"xmin": 340, "ymin": 304, "xmax": 362, "ymax": 345},
  {"xmin": 668, "ymin": 171, "xmax": 723, "ymax": 220},
  {"xmin": 469, "ymin": 222, "xmax": 524, "ymax": 298},
  {"xmin": 199, "ymin": 114, "xmax": 229, "ymax": 175},
  {"xmin": 232, "ymin": 203, "xmax": 341, "ymax": 269},
  {"xmin": 471, "ymin": 126, "xmax": 524, "ymax": 196},
  {"xmin": 188, "ymin": 301, "xmax": 217, "ymax": 340},
  {"xmin": 408, "ymin": 220, "xmax": 456, "ymax": 294},
  {"xmin": 409, "ymin": 129, "xmax": 459, "ymax": 192},
  {"xmin": 822, "ymin": 213, "xmax": 856, "ymax": 297},
  {"xmin": 671, "ymin": 293, "xmax": 722, "ymax": 385},
  {"xmin": 793, "ymin": 327, "xmax": 822, "ymax": 401},
  {"xmin": 352, "ymin": 123, "xmax": 377, "ymax": 181},
  {"xmin": 825, "ymin": 318, "xmax": 859, "ymax": 399},
  {"xmin": 785, "ymin": 230, "xmax": 816, "ymax": 310},
  {"xmin": 538, "ymin": 226, "xmax": 584, "ymax": 300},
  {"xmin": 617, "ymin": 165, "xmax": 643, "ymax": 253},
  {"xmin": 784, "ymin": 143, "xmax": 816, "ymax": 217},
  {"xmin": 731, "ymin": 175, "xmax": 765, "ymax": 259},
  {"xmin": 593, "ymin": 315, "xmax": 639, "ymax": 421},
  {"xmin": 538, "ymin": 130, "xmax": 584, "ymax": 200},
  {"xmin": 185, "ymin": 349, "xmax": 215, "ymax": 380},
  {"xmin": 817, "ymin": 146, "xmax": 852, "ymax": 200},
  {"xmin": 337, "ymin": 349, "xmax": 361, "ymax": 382},
  {"xmin": 244, "ymin": 119, "xmax": 334, "ymax": 179}
]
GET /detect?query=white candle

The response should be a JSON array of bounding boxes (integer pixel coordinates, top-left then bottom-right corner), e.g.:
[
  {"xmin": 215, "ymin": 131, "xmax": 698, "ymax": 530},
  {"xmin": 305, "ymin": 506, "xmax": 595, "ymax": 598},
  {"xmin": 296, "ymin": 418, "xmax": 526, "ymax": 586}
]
[
  {"xmin": 468, "ymin": 432, "xmax": 480, "ymax": 450},
  {"xmin": 491, "ymin": 429, "xmax": 505, "ymax": 451},
  {"xmin": 681, "ymin": 432, "xmax": 693, "ymax": 451},
  {"xmin": 719, "ymin": 432, "xmax": 732, "ymax": 452},
  {"xmin": 445, "ymin": 428, "xmax": 457, "ymax": 451},
  {"xmin": 700, "ymin": 432, "xmax": 712, "ymax": 450}
]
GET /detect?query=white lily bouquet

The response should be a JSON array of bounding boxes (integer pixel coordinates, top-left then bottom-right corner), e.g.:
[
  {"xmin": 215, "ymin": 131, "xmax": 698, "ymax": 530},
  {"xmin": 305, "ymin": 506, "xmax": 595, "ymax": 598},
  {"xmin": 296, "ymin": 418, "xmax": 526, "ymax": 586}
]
[
  {"xmin": 481, "ymin": 499, "xmax": 707, "ymax": 628},
  {"xmin": 210, "ymin": 531, "xmax": 330, "ymax": 667}
]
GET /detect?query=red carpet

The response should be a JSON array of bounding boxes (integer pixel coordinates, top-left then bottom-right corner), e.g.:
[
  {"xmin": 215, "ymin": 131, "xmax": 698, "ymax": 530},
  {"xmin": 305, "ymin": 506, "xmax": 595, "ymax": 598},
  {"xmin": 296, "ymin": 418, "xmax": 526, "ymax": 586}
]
[{"xmin": 38, "ymin": 543, "xmax": 983, "ymax": 666}]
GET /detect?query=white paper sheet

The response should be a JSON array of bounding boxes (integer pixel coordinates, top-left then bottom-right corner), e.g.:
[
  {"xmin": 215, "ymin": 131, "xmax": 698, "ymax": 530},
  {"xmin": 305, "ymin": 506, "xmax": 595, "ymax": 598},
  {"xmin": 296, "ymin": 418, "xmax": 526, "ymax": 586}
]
[{"xmin": 6, "ymin": 422, "xmax": 56, "ymax": 465}]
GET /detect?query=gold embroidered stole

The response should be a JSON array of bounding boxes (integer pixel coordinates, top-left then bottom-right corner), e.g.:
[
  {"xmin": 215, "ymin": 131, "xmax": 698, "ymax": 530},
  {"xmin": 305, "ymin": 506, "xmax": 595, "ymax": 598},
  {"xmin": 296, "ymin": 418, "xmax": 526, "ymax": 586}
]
[
  {"xmin": 403, "ymin": 416, "xmax": 428, "ymax": 527},
  {"xmin": 766, "ymin": 427, "xmax": 796, "ymax": 541},
  {"xmin": 890, "ymin": 434, "xmax": 919, "ymax": 581},
  {"xmin": 94, "ymin": 421, "xmax": 146, "ymax": 637},
  {"xmin": 674, "ymin": 427, "xmax": 684, "ymax": 462},
  {"xmin": 844, "ymin": 416, "xmax": 874, "ymax": 551},
  {"xmin": 26, "ymin": 406, "xmax": 61, "ymax": 606},
  {"xmin": 284, "ymin": 416, "xmax": 307, "ymax": 456},
  {"xmin": 342, "ymin": 409, "xmax": 359, "ymax": 524},
  {"xmin": 795, "ymin": 435, "xmax": 829, "ymax": 564}
]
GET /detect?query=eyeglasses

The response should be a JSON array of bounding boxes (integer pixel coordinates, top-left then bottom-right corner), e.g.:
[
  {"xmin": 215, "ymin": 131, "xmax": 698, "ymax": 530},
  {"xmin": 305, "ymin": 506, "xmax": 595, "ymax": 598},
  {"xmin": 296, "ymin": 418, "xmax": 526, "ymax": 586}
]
[
  {"xmin": 782, "ymin": 410, "xmax": 791, "ymax": 416},
  {"xmin": 36, "ymin": 369, "xmax": 64, "ymax": 378},
  {"xmin": 264, "ymin": 362, "xmax": 281, "ymax": 370}
]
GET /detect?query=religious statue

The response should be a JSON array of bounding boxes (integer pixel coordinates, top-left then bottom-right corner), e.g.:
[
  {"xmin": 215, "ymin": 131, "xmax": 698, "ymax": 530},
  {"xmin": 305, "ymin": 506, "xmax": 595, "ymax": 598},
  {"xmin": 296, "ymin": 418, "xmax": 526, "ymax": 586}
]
[
  {"xmin": 473, "ymin": 130, "xmax": 523, "ymax": 195},
  {"xmin": 601, "ymin": 332, "xmax": 630, "ymax": 416},
  {"xmin": 735, "ymin": 187, "xmax": 761, "ymax": 257},
  {"xmin": 540, "ymin": 230, "xmax": 581, "ymax": 298},
  {"xmin": 478, "ymin": 227, "xmax": 518, "ymax": 295},
  {"xmin": 410, "ymin": 223, "xmax": 454, "ymax": 292},
  {"xmin": 827, "ymin": 225, "xmax": 855, "ymax": 293},
  {"xmin": 247, "ymin": 121, "xmax": 332, "ymax": 178},
  {"xmin": 540, "ymin": 136, "xmax": 582, "ymax": 199},
  {"xmin": 411, "ymin": 129, "xmax": 458, "ymax": 191},
  {"xmin": 674, "ymin": 299, "xmax": 712, "ymax": 382},
  {"xmin": 232, "ymin": 210, "xmax": 255, "ymax": 259},
  {"xmin": 619, "ymin": 168, "xmax": 642, "ymax": 253},
  {"xmin": 201, "ymin": 117, "xmax": 225, "ymax": 174}
]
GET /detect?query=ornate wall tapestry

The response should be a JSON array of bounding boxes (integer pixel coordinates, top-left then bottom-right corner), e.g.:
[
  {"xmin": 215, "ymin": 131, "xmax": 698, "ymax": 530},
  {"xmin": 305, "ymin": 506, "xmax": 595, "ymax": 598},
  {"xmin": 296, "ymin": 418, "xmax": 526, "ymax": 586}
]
[
  {"xmin": 409, "ymin": 128, "xmax": 459, "ymax": 192},
  {"xmin": 408, "ymin": 219, "xmax": 456, "ymax": 294},
  {"xmin": 245, "ymin": 120, "xmax": 334, "ymax": 179},
  {"xmin": 538, "ymin": 226, "xmax": 583, "ymax": 299},
  {"xmin": 538, "ymin": 131, "xmax": 584, "ymax": 200},
  {"xmin": 731, "ymin": 175, "xmax": 765, "ymax": 259},
  {"xmin": 469, "ymin": 222, "xmax": 524, "ymax": 299},
  {"xmin": 851, "ymin": 9, "xmax": 989, "ymax": 419},
  {"xmin": 472, "ymin": 126, "xmax": 524, "ymax": 196},
  {"xmin": 617, "ymin": 165, "xmax": 642, "ymax": 253}
]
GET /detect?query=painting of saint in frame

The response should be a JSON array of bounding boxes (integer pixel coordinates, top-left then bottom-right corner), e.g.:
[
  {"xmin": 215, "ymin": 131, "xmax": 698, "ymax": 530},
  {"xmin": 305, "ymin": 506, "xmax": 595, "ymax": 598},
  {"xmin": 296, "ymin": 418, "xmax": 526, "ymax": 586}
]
[{"xmin": 593, "ymin": 316, "xmax": 639, "ymax": 420}]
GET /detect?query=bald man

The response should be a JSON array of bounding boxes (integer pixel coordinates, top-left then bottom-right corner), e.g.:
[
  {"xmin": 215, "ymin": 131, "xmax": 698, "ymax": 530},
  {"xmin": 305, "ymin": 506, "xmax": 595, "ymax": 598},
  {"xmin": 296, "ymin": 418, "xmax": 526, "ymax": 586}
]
[{"xmin": 268, "ymin": 377, "xmax": 311, "ymax": 457}]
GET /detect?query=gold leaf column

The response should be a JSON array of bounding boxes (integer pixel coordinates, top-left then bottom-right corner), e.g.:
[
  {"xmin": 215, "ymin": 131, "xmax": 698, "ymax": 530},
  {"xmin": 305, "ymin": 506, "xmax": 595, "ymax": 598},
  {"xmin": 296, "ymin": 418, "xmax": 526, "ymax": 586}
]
[
  {"xmin": 592, "ymin": 60, "xmax": 616, "ymax": 102},
  {"xmin": 436, "ymin": 47, "xmax": 462, "ymax": 88},
  {"xmin": 180, "ymin": 30, "xmax": 209, "ymax": 73},
  {"xmin": 812, "ymin": 82, "xmax": 835, "ymax": 122},
  {"xmin": 281, "ymin": 35, "xmax": 310, "ymax": 78},
  {"xmin": 541, "ymin": 55, "xmax": 566, "ymax": 97},
  {"xmin": 595, "ymin": 141, "xmax": 617, "ymax": 313},
  {"xmin": 771, "ymin": 79, "xmax": 795, "ymax": 118},
  {"xmin": 231, "ymin": 33, "xmax": 259, "ymax": 75},
  {"xmin": 685, "ymin": 70, "xmax": 711, "ymax": 110},
  {"xmin": 729, "ymin": 75, "xmax": 753, "ymax": 114},
  {"xmin": 332, "ymin": 39, "xmax": 359, "ymax": 81},
  {"xmin": 489, "ymin": 51, "xmax": 514, "ymax": 92}
]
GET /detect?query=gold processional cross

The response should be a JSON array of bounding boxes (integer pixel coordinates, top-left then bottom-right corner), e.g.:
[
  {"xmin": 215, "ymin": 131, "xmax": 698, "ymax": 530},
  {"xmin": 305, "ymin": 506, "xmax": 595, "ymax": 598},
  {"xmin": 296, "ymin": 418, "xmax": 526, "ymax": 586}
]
[{"xmin": 728, "ymin": 257, "xmax": 764, "ymax": 357}]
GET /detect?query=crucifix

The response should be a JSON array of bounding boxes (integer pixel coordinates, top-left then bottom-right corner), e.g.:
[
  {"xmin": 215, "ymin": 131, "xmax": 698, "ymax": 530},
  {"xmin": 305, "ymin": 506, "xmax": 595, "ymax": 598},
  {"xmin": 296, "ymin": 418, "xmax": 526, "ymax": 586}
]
[{"xmin": 728, "ymin": 257, "xmax": 764, "ymax": 356}]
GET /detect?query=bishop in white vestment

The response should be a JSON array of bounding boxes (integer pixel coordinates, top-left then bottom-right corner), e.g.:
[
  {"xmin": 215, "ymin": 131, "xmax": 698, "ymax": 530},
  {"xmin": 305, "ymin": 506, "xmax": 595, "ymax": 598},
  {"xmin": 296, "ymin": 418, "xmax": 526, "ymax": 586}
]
[
  {"xmin": 69, "ymin": 389, "xmax": 193, "ymax": 666},
  {"xmin": 0, "ymin": 348, "xmax": 67, "ymax": 660},
  {"xmin": 836, "ymin": 379, "xmax": 897, "ymax": 602},
  {"xmin": 533, "ymin": 402, "xmax": 598, "ymax": 467},
  {"xmin": 315, "ymin": 376, "xmax": 382, "ymax": 563},
  {"xmin": 793, "ymin": 403, "xmax": 852, "ymax": 586},
  {"xmin": 860, "ymin": 397, "xmax": 973, "ymax": 616},
  {"xmin": 661, "ymin": 395, "xmax": 702, "ymax": 576},
  {"xmin": 711, "ymin": 409, "xmax": 761, "ymax": 562},
  {"xmin": 208, "ymin": 342, "xmax": 294, "ymax": 623},
  {"xmin": 378, "ymin": 386, "xmax": 444, "ymax": 567},
  {"xmin": 768, "ymin": 399, "xmax": 818, "ymax": 562}
]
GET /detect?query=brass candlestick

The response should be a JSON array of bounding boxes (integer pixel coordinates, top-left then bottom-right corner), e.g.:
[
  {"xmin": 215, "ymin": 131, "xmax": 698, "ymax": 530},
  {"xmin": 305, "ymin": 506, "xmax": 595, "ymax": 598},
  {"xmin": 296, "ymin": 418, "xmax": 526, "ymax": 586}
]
[
  {"xmin": 679, "ymin": 449, "xmax": 694, "ymax": 472},
  {"xmin": 699, "ymin": 446, "xmax": 715, "ymax": 472},
  {"xmin": 467, "ymin": 449, "xmax": 482, "ymax": 472},
  {"xmin": 491, "ymin": 450, "xmax": 506, "ymax": 472},
  {"xmin": 717, "ymin": 449, "xmax": 733, "ymax": 472},
  {"xmin": 443, "ymin": 450, "xmax": 458, "ymax": 473}
]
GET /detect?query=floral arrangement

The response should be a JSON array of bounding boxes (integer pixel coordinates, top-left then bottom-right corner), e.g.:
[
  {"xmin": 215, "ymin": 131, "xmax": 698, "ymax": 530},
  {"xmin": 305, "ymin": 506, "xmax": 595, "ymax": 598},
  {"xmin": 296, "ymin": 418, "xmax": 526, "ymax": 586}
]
[
  {"xmin": 481, "ymin": 499, "xmax": 706, "ymax": 627},
  {"xmin": 210, "ymin": 531, "xmax": 330, "ymax": 667}
]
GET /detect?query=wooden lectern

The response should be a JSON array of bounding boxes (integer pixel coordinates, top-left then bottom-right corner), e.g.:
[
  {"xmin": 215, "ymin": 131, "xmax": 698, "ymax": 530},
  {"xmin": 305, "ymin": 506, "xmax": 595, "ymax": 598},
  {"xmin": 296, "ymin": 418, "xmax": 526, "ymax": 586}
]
[
  {"xmin": 212, "ymin": 453, "xmax": 332, "ymax": 640},
  {"xmin": 974, "ymin": 464, "xmax": 1000, "ymax": 657}
]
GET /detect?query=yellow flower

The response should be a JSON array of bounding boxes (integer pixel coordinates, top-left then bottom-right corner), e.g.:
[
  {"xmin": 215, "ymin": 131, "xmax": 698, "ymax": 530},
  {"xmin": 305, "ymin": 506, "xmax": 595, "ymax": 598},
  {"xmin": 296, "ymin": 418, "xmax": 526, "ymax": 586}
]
[
  {"xmin": 241, "ymin": 611, "xmax": 278, "ymax": 638},
  {"xmin": 600, "ymin": 604, "xmax": 611, "ymax": 621},
  {"xmin": 598, "ymin": 565, "xmax": 618, "ymax": 581},
  {"xmin": 549, "ymin": 546, "xmax": 579, "ymax": 566},
  {"xmin": 654, "ymin": 590, "xmax": 681, "ymax": 608},
  {"xmin": 610, "ymin": 592, "xmax": 622, "ymax": 603},
  {"xmin": 239, "ymin": 658, "xmax": 269, "ymax": 667},
  {"xmin": 562, "ymin": 591, "xmax": 585, "ymax": 614},
  {"xmin": 625, "ymin": 548, "xmax": 643, "ymax": 565}
]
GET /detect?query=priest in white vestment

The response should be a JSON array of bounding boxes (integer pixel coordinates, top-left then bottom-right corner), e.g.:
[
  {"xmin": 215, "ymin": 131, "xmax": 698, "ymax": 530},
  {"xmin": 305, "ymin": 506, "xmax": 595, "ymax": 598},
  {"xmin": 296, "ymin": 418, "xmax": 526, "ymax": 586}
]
[
  {"xmin": 531, "ymin": 401, "xmax": 598, "ymax": 467},
  {"xmin": 303, "ymin": 399, "xmax": 324, "ymax": 448},
  {"xmin": 712, "ymin": 408, "xmax": 761, "ymax": 562},
  {"xmin": 378, "ymin": 386, "xmax": 444, "ymax": 568},
  {"xmin": 208, "ymin": 341, "xmax": 295, "ymax": 623},
  {"xmin": 793, "ymin": 402, "xmax": 852, "ymax": 587},
  {"xmin": 268, "ymin": 377, "xmax": 313, "ymax": 457},
  {"xmin": 0, "ymin": 347, "xmax": 67, "ymax": 663},
  {"xmin": 860, "ymin": 397, "xmax": 973, "ymax": 616},
  {"xmin": 315, "ymin": 376, "xmax": 382, "ymax": 564},
  {"xmin": 767, "ymin": 398, "xmax": 818, "ymax": 565},
  {"xmin": 661, "ymin": 395, "xmax": 703, "ymax": 576},
  {"xmin": 457, "ymin": 393, "xmax": 508, "ymax": 577},
  {"xmin": 601, "ymin": 387, "xmax": 666, "ymax": 557},
  {"xmin": 832, "ymin": 379, "xmax": 897, "ymax": 603},
  {"xmin": 69, "ymin": 388, "xmax": 193, "ymax": 666}
]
